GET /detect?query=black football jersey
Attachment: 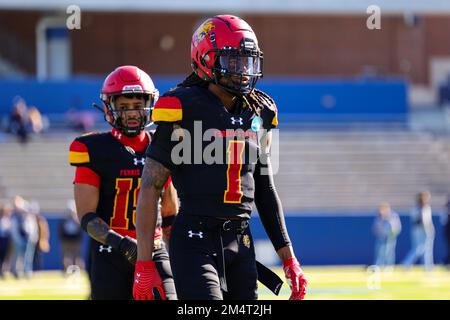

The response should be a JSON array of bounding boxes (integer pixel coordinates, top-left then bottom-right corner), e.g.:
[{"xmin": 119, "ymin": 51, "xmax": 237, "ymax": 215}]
[
  {"xmin": 147, "ymin": 85, "xmax": 278, "ymax": 219},
  {"xmin": 69, "ymin": 131, "xmax": 162, "ymax": 238}
]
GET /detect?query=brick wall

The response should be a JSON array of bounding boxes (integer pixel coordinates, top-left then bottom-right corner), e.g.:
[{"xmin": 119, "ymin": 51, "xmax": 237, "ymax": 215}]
[{"xmin": 1, "ymin": 10, "xmax": 450, "ymax": 84}]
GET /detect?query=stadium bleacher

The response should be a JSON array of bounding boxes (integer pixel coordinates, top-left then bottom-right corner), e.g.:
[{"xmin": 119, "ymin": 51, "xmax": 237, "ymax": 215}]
[{"xmin": 1, "ymin": 127, "xmax": 450, "ymax": 214}]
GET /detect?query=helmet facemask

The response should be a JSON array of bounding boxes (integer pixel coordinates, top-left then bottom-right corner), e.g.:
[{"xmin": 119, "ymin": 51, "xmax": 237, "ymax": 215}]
[
  {"xmin": 211, "ymin": 38, "xmax": 263, "ymax": 95},
  {"xmin": 103, "ymin": 93, "xmax": 155, "ymax": 137}
]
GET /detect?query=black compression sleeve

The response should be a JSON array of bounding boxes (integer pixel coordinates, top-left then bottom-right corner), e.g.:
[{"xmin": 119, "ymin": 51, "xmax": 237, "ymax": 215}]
[
  {"xmin": 80, "ymin": 212, "xmax": 99, "ymax": 232},
  {"xmin": 105, "ymin": 232, "xmax": 123, "ymax": 249},
  {"xmin": 254, "ymin": 155, "xmax": 291, "ymax": 251}
]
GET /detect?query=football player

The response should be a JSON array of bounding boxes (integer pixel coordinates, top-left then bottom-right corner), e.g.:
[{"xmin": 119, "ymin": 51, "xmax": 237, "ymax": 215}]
[
  {"xmin": 133, "ymin": 15, "xmax": 308, "ymax": 300},
  {"xmin": 69, "ymin": 65, "xmax": 177, "ymax": 300}
]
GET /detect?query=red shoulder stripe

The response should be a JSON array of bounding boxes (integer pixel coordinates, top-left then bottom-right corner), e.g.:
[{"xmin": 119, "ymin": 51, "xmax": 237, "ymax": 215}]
[
  {"xmin": 154, "ymin": 96, "xmax": 182, "ymax": 110},
  {"xmin": 70, "ymin": 140, "xmax": 89, "ymax": 152}
]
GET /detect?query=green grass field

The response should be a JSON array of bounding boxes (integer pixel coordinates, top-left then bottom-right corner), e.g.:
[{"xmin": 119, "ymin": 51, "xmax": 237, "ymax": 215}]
[{"xmin": 1, "ymin": 266, "xmax": 449, "ymax": 300}]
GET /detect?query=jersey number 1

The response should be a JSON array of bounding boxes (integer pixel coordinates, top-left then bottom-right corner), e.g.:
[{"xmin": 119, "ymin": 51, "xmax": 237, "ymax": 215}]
[{"xmin": 224, "ymin": 140, "xmax": 245, "ymax": 203}]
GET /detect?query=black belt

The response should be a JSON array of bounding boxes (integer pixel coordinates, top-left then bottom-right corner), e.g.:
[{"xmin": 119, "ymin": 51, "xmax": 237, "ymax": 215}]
[
  {"xmin": 207, "ymin": 218, "xmax": 249, "ymax": 292},
  {"xmin": 185, "ymin": 215, "xmax": 283, "ymax": 295}
]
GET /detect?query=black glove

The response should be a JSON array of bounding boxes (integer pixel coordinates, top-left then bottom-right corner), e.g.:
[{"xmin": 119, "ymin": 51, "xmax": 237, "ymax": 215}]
[
  {"xmin": 106, "ymin": 232, "xmax": 138, "ymax": 265},
  {"xmin": 118, "ymin": 236, "xmax": 138, "ymax": 265}
]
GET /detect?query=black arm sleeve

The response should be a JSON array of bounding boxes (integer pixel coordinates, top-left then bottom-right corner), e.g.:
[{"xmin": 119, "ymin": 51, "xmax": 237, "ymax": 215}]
[
  {"xmin": 254, "ymin": 154, "xmax": 291, "ymax": 251},
  {"xmin": 145, "ymin": 123, "xmax": 176, "ymax": 170}
]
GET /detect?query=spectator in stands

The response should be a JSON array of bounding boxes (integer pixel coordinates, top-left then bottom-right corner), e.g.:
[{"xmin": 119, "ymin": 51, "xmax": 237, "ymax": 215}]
[
  {"xmin": 29, "ymin": 201, "xmax": 50, "ymax": 271},
  {"xmin": 7, "ymin": 96, "xmax": 31, "ymax": 143},
  {"xmin": 0, "ymin": 202, "xmax": 12, "ymax": 277},
  {"xmin": 9, "ymin": 195, "xmax": 29, "ymax": 278},
  {"xmin": 59, "ymin": 200, "xmax": 84, "ymax": 273},
  {"xmin": 9, "ymin": 196, "xmax": 39, "ymax": 278},
  {"xmin": 402, "ymin": 191, "xmax": 435, "ymax": 271},
  {"xmin": 65, "ymin": 108, "xmax": 96, "ymax": 133},
  {"xmin": 27, "ymin": 106, "xmax": 44, "ymax": 135},
  {"xmin": 442, "ymin": 196, "xmax": 450, "ymax": 267},
  {"xmin": 372, "ymin": 202, "xmax": 402, "ymax": 270}
]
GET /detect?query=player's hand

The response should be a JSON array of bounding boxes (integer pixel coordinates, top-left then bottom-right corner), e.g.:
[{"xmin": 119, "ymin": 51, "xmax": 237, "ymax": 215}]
[
  {"xmin": 133, "ymin": 261, "xmax": 166, "ymax": 300},
  {"xmin": 283, "ymin": 257, "xmax": 307, "ymax": 300},
  {"xmin": 118, "ymin": 236, "xmax": 138, "ymax": 265}
]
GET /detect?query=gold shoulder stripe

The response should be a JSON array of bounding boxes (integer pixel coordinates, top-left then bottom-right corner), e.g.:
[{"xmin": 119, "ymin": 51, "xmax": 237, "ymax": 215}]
[
  {"xmin": 80, "ymin": 131, "xmax": 99, "ymax": 137},
  {"xmin": 69, "ymin": 151, "xmax": 90, "ymax": 164},
  {"xmin": 152, "ymin": 108, "xmax": 182, "ymax": 122},
  {"xmin": 271, "ymin": 114, "xmax": 278, "ymax": 127}
]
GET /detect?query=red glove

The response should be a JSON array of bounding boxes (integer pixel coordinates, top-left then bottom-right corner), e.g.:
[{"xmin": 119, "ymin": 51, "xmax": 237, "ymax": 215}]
[
  {"xmin": 283, "ymin": 257, "xmax": 308, "ymax": 300},
  {"xmin": 133, "ymin": 261, "xmax": 166, "ymax": 300}
]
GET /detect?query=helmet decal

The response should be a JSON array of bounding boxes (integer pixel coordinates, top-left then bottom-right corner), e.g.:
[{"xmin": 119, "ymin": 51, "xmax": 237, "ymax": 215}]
[
  {"xmin": 193, "ymin": 20, "xmax": 215, "ymax": 48},
  {"xmin": 122, "ymin": 85, "xmax": 144, "ymax": 92}
]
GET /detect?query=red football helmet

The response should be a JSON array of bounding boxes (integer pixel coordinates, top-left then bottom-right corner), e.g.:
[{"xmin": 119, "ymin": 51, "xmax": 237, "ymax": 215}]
[
  {"xmin": 191, "ymin": 15, "xmax": 263, "ymax": 95},
  {"xmin": 100, "ymin": 65, "xmax": 158, "ymax": 137}
]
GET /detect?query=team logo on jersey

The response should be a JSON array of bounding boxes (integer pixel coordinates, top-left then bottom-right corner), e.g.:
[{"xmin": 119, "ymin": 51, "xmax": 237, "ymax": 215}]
[
  {"xmin": 243, "ymin": 235, "xmax": 251, "ymax": 248},
  {"xmin": 99, "ymin": 245, "xmax": 112, "ymax": 253},
  {"xmin": 188, "ymin": 230, "xmax": 204, "ymax": 239},
  {"xmin": 251, "ymin": 116, "xmax": 262, "ymax": 132},
  {"xmin": 113, "ymin": 131, "xmax": 122, "ymax": 139},
  {"xmin": 230, "ymin": 117, "xmax": 244, "ymax": 125},
  {"xmin": 133, "ymin": 157, "xmax": 146, "ymax": 166}
]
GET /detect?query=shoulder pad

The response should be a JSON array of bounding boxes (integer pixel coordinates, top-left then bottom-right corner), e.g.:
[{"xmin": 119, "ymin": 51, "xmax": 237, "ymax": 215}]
[
  {"xmin": 80, "ymin": 131, "xmax": 100, "ymax": 137},
  {"xmin": 254, "ymin": 89, "xmax": 278, "ymax": 128},
  {"xmin": 152, "ymin": 95, "xmax": 183, "ymax": 123},
  {"xmin": 254, "ymin": 89, "xmax": 277, "ymax": 113},
  {"xmin": 69, "ymin": 138, "xmax": 90, "ymax": 165},
  {"xmin": 68, "ymin": 132, "xmax": 104, "ymax": 165}
]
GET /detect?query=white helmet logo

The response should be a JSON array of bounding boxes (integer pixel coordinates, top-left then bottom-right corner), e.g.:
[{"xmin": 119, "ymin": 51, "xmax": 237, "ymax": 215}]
[{"xmin": 122, "ymin": 85, "xmax": 143, "ymax": 92}]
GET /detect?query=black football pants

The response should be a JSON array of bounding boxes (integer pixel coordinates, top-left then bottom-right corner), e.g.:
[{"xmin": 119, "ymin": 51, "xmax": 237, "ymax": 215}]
[
  {"xmin": 89, "ymin": 240, "xmax": 177, "ymax": 300},
  {"xmin": 169, "ymin": 214, "xmax": 258, "ymax": 300}
]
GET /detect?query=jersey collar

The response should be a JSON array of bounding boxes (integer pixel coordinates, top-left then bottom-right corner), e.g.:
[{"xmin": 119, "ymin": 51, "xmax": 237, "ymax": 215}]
[{"xmin": 111, "ymin": 128, "xmax": 149, "ymax": 153}]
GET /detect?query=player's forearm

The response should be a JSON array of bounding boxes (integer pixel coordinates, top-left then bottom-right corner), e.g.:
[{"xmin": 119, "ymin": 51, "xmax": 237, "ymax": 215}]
[
  {"xmin": 136, "ymin": 158, "xmax": 171, "ymax": 261},
  {"xmin": 136, "ymin": 187, "xmax": 160, "ymax": 261},
  {"xmin": 161, "ymin": 184, "xmax": 179, "ymax": 217},
  {"xmin": 256, "ymin": 193, "xmax": 292, "ymax": 251},
  {"xmin": 80, "ymin": 213, "xmax": 128, "ymax": 251},
  {"xmin": 277, "ymin": 245, "xmax": 295, "ymax": 261},
  {"xmin": 85, "ymin": 216, "xmax": 114, "ymax": 244},
  {"xmin": 254, "ymin": 159, "xmax": 292, "ymax": 251},
  {"xmin": 74, "ymin": 183, "xmax": 115, "ymax": 244}
]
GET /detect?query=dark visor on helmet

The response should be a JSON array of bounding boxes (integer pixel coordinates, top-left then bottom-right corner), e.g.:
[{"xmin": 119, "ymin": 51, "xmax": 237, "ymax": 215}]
[
  {"xmin": 212, "ymin": 48, "xmax": 263, "ymax": 95},
  {"xmin": 218, "ymin": 54, "xmax": 262, "ymax": 77}
]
